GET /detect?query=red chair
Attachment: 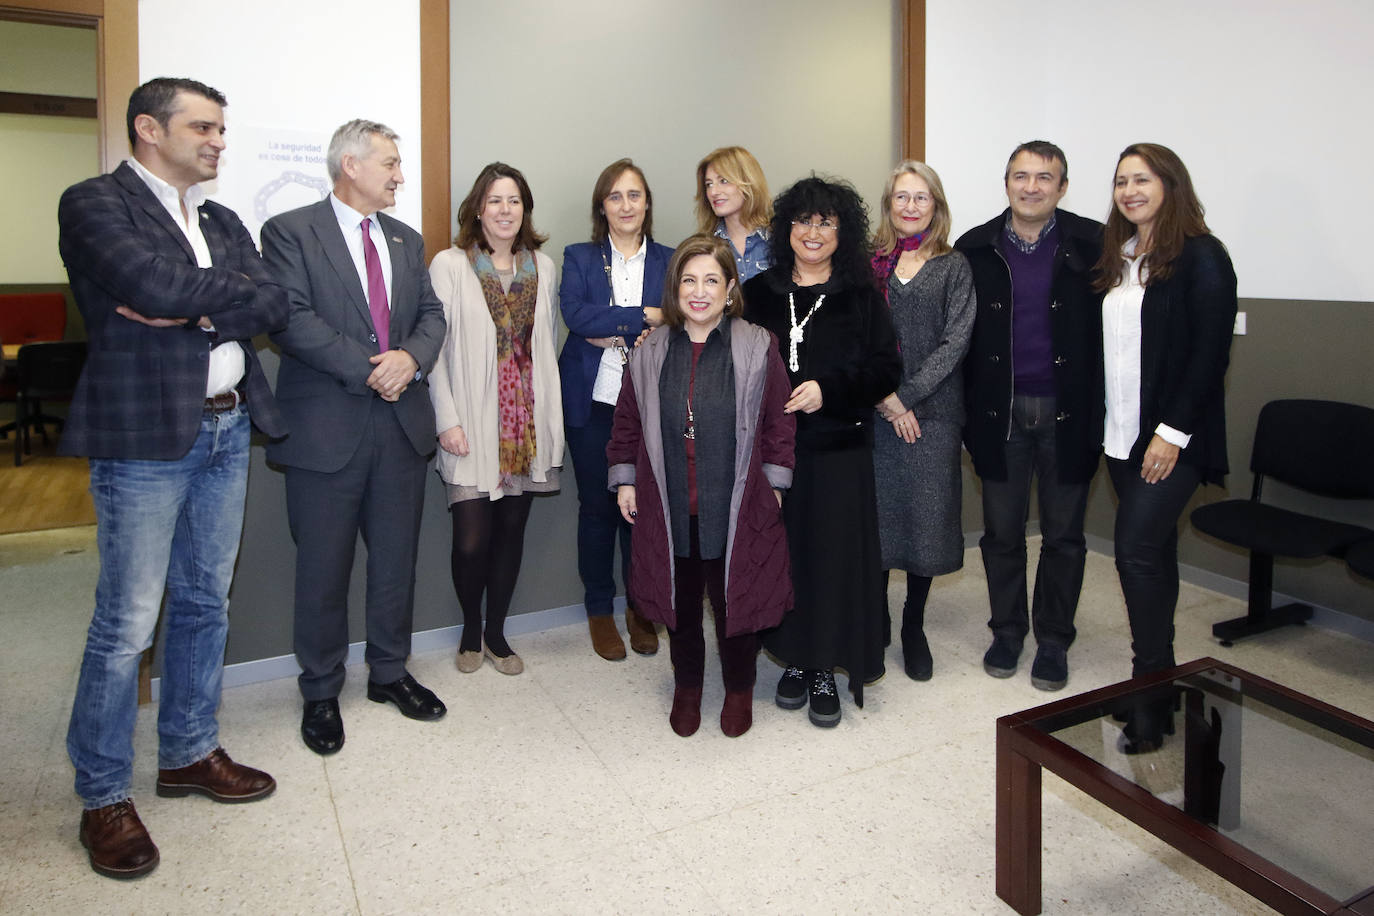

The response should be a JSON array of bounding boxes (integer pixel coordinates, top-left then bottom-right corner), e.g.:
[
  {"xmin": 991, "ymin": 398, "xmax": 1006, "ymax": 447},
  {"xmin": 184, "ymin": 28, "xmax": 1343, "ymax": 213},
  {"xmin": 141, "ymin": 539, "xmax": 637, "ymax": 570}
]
[{"xmin": 1, "ymin": 292, "xmax": 69, "ymax": 448}]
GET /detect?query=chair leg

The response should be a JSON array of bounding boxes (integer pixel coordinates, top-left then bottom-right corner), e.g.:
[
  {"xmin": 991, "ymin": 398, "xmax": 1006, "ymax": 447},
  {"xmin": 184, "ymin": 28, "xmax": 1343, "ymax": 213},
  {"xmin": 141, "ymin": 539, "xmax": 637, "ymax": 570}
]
[
  {"xmin": 14, "ymin": 396, "xmax": 25, "ymax": 467},
  {"xmin": 1211, "ymin": 551, "xmax": 1312, "ymax": 646},
  {"xmin": 34, "ymin": 398, "xmax": 49, "ymax": 445}
]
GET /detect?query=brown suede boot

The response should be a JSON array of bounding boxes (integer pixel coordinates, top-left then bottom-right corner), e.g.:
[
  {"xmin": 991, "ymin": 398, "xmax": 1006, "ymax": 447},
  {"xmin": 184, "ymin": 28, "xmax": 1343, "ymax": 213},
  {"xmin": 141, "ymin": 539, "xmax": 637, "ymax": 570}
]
[
  {"xmin": 588, "ymin": 614, "xmax": 626, "ymax": 660},
  {"xmin": 625, "ymin": 604, "xmax": 659, "ymax": 656}
]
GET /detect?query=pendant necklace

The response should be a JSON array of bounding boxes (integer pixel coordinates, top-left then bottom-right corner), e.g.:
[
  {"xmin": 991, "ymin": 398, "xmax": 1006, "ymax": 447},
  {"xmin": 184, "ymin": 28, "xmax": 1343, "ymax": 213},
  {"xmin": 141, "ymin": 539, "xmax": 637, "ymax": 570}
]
[{"xmin": 788, "ymin": 291, "xmax": 825, "ymax": 372}]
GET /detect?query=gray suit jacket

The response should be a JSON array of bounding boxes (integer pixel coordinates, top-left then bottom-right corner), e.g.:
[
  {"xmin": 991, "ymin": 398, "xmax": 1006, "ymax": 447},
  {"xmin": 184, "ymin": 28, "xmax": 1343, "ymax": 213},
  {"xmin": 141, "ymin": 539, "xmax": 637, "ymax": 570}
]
[{"xmin": 260, "ymin": 199, "xmax": 446, "ymax": 472}]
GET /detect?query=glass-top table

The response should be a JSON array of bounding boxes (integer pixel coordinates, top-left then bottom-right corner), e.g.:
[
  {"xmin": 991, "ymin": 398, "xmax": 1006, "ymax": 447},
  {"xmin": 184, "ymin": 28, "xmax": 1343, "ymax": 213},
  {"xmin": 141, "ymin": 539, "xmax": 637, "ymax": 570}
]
[{"xmin": 996, "ymin": 658, "xmax": 1374, "ymax": 915}]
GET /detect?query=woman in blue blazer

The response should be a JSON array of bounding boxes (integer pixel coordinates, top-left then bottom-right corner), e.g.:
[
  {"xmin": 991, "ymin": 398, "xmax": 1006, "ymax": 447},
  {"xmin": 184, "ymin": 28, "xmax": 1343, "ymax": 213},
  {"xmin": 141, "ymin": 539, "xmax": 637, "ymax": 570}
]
[
  {"xmin": 1095, "ymin": 143, "xmax": 1237, "ymax": 753},
  {"xmin": 559, "ymin": 158, "xmax": 674, "ymax": 660}
]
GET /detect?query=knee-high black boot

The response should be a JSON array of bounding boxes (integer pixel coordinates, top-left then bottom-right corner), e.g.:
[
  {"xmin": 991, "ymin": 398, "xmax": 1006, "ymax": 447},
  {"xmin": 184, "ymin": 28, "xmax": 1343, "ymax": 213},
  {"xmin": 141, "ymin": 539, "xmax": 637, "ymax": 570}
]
[{"xmin": 901, "ymin": 574, "xmax": 934, "ymax": 681}]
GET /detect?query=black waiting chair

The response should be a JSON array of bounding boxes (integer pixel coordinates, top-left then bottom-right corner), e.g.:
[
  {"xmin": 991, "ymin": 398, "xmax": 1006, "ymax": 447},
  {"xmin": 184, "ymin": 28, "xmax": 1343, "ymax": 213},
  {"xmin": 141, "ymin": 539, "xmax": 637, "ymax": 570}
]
[
  {"xmin": 14, "ymin": 341, "xmax": 86, "ymax": 467},
  {"xmin": 1190, "ymin": 399, "xmax": 1374, "ymax": 645},
  {"xmin": 1346, "ymin": 538, "xmax": 1374, "ymax": 581}
]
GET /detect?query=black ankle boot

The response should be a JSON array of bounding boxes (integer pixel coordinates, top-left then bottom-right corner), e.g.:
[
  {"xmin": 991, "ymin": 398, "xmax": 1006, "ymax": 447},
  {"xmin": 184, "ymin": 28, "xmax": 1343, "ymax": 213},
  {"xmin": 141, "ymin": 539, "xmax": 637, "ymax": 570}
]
[{"xmin": 903, "ymin": 631, "xmax": 933, "ymax": 681}]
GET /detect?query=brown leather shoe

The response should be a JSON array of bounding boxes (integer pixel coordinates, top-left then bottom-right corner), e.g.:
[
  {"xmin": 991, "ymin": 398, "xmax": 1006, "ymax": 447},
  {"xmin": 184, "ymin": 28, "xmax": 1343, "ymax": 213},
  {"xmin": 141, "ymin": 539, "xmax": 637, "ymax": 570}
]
[
  {"xmin": 720, "ymin": 688, "xmax": 754, "ymax": 738},
  {"xmin": 625, "ymin": 604, "xmax": 659, "ymax": 656},
  {"xmin": 79, "ymin": 799, "xmax": 159, "ymax": 879},
  {"xmin": 156, "ymin": 747, "xmax": 276, "ymax": 803},
  {"xmin": 588, "ymin": 614, "xmax": 626, "ymax": 661}
]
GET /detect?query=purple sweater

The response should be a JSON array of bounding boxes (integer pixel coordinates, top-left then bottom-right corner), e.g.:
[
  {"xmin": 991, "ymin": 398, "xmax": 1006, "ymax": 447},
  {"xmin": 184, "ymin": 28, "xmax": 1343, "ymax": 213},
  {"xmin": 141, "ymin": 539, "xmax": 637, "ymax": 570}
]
[{"xmin": 999, "ymin": 222, "xmax": 1059, "ymax": 397}]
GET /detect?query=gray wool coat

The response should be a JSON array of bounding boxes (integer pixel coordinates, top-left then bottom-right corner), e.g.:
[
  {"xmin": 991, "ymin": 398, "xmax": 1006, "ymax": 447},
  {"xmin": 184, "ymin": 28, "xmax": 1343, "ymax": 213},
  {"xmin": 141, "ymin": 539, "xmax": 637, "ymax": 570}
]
[{"xmin": 872, "ymin": 250, "xmax": 975, "ymax": 574}]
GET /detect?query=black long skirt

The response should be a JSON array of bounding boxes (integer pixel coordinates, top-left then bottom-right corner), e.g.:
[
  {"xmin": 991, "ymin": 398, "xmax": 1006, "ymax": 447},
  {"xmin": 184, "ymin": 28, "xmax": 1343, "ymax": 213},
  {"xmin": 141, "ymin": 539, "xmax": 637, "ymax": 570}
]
[{"xmin": 762, "ymin": 439, "xmax": 886, "ymax": 705}]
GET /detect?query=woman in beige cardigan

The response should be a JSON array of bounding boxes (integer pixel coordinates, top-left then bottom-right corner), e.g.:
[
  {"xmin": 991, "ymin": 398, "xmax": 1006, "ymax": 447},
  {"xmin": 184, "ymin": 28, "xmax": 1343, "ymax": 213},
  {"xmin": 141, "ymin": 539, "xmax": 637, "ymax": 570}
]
[{"xmin": 429, "ymin": 162, "xmax": 564, "ymax": 675}]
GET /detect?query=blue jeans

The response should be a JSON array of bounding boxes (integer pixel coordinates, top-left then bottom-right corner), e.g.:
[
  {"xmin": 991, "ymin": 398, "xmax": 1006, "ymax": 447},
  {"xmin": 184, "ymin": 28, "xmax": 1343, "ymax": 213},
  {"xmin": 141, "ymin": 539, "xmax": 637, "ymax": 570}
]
[
  {"xmin": 67, "ymin": 405, "xmax": 249, "ymax": 809},
  {"xmin": 565, "ymin": 402, "xmax": 631, "ymax": 617},
  {"xmin": 978, "ymin": 394, "xmax": 1090, "ymax": 650}
]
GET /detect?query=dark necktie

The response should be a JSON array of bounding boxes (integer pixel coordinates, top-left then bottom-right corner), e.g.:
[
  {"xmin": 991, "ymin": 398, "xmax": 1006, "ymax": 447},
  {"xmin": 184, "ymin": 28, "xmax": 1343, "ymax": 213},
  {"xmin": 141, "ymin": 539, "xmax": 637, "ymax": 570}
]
[{"xmin": 360, "ymin": 217, "xmax": 390, "ymax": 352}]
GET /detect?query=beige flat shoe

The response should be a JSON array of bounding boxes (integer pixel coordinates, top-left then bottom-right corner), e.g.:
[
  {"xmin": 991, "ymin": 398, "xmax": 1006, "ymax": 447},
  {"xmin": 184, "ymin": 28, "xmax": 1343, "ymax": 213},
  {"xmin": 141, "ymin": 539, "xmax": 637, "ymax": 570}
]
[
  {"xmin": 456, "ymin": 647, "xmax": 482, "ymax": 673},
  {"xmin": 483, "ymin": 641, "xmax": 524, "ymax": 676}
]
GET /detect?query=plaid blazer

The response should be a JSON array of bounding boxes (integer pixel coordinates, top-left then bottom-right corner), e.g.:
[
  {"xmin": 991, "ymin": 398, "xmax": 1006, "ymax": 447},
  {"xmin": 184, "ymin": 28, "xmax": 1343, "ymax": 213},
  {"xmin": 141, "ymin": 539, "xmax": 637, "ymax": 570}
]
[{"xmin": 56, "ymin": 162, "xmax": 288, "ymax": 460}]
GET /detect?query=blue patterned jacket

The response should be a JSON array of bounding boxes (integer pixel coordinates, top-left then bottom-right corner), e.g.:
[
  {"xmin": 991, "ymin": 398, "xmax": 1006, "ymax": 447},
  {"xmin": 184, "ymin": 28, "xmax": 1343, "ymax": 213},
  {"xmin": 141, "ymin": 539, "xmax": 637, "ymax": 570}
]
[{"xmin": 57, "ymin": 162, "xmax": 288, "ymax": 460}]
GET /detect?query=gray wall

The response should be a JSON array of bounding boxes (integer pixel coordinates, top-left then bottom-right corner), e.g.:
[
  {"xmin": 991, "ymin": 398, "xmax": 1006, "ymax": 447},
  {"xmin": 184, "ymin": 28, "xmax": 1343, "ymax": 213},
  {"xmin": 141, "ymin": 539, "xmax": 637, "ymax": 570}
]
[
  {"xmin": 220, "ymin": 1, "xmax": 1374, "ymax": 666},
  {"xmin": 1081, "ymin": 297, "xmax": 1374, "ymax": 623},
  {"xmin": 220, "ymin": 0, "xmax": 901, "ymax": 665},
  {"xmin": 224, "ymin": 345, "xmax": 580, "ymax": 664}
]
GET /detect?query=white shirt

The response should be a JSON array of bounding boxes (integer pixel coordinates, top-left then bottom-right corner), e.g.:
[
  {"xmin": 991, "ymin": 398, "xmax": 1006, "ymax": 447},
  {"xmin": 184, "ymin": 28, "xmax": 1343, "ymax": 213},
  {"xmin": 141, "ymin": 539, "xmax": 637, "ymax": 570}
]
[
  {"xmin": 126, "ymin": 157, "xmax": 244, "ymax": 397},
  {"xmin": 329, "ymin": 193, "xmax": 394, "ymax": 315},
  {"xmin": 1102, "ymin": 238, "xmax": 1192, "ymax": 459},
  {"xmin": 591, "ymin": 236, "xmax": 647, "ymax": 405}
]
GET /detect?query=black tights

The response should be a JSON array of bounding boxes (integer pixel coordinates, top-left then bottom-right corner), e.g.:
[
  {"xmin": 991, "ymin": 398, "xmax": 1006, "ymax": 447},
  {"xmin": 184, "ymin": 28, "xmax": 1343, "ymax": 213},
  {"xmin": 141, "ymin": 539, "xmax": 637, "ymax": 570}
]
[
  {"xmin": 450, "ymin": 494, "xmax": 533, "ymax": 656},
  {"xmin": 884, "ymin": 570, "xmax": 933, "ymax": 643}
]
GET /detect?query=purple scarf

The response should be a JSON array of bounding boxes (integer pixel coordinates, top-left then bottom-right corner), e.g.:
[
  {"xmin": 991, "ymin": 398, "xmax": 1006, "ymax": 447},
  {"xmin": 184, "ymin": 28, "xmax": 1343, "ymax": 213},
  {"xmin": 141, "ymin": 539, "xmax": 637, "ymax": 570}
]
[{"xmin": 871, "ymin": 232, "xmax": 927, "ymax": 302}]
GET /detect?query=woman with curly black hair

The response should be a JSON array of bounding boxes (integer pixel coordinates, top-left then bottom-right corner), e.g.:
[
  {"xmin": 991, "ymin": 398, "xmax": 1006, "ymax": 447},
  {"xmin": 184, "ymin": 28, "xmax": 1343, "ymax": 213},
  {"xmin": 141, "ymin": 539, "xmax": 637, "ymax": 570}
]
[{"xmin": 743, "ymin": 176, "xmax": 902, "ymax": 727}]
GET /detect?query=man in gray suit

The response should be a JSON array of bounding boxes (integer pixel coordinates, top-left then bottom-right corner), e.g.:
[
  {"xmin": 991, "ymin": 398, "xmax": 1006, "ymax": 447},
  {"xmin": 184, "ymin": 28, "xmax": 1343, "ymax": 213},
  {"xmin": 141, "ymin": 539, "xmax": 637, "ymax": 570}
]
[{"xmin": 261, "ymin": 119, "xmax": 447, "ymax": 755}]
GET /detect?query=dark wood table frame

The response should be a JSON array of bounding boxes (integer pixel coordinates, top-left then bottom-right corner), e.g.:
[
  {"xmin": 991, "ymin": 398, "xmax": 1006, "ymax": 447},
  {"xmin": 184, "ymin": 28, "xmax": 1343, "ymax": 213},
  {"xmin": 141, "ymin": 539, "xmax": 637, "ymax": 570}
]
[{"xmin": 996, "ymin": 657, "xmax": 1374, "ymax": 915}]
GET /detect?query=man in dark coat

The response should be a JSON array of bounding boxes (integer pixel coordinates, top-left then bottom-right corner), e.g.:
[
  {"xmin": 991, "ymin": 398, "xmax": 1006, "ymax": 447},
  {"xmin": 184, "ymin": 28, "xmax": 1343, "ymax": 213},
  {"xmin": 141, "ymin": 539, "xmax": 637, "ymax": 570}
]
[
  {"xmin": 954, "ymin": 140, "xmax": 1104, "ymax": 692},
  {"xmin": 59, "ymin": 77, "xmax": 287, "ymax": 879}
]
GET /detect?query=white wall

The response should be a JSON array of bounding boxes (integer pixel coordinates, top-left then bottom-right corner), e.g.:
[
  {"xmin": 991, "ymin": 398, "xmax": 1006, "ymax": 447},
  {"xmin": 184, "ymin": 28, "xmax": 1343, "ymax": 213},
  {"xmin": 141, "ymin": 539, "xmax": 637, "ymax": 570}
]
[
  {"xmin": 448, "ymin": 0, "xmax": 900, "ymax": 260},
  {"xmin": 926, "ymin": 0, "xmax": 1374, "ymax": 303},
  {"xmin": 138, "ymin": 0, "xmax": 423, "ymax": 238}
]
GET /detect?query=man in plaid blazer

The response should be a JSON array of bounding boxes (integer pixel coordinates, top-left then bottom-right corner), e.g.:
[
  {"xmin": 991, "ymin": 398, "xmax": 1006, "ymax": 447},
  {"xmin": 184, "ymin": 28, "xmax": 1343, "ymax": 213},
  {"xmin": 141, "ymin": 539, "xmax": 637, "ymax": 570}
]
[{"xmin": 57, "ymin": 77, "xmax": 287, "ymax": 880}]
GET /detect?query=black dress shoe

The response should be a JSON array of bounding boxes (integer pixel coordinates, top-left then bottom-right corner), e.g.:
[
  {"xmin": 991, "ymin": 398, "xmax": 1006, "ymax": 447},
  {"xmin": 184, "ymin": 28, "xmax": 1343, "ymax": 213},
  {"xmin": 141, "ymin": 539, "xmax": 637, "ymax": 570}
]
[
  {"xmin": 301, "ymin": 698, "xmax": 344, "ymax": 755},
  {"xmin": 366, "ymin": 674, "xmax": 447, "ymax": 721}
]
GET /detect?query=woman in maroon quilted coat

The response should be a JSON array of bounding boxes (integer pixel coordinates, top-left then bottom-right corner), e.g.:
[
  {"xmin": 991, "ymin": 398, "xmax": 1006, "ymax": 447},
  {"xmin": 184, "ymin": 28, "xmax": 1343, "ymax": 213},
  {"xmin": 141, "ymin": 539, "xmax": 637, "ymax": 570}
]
[{"xmin": 607, "ymin": 235, "xmax": 795, "ymax": 738}]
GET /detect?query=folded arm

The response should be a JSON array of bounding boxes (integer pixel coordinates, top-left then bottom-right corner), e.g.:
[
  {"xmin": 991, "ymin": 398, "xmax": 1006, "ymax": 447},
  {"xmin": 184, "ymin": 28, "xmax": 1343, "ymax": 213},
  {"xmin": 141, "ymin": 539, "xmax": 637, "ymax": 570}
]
[{"xmin": 58, "ymin": 181, "xmax": 266, "ymax": 325}]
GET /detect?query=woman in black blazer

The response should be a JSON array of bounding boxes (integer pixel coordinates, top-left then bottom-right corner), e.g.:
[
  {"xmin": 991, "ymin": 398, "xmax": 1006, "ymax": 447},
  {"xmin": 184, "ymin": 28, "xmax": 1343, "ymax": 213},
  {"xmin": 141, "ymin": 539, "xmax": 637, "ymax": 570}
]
[{"xmin": 1094, "ymin": 143, "xmax": 1237, "ymax": 752}]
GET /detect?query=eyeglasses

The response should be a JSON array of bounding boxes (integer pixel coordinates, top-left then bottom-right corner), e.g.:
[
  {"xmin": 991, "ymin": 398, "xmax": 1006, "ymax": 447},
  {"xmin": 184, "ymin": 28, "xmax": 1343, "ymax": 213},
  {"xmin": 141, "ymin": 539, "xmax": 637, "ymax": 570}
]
[
  {"xmin": 791, "ymin": 218, "xmax": 838, "ymax": 235},
  {"xmin": 892, "ymin": 192, "xmax": 933, "ymax": 207}
]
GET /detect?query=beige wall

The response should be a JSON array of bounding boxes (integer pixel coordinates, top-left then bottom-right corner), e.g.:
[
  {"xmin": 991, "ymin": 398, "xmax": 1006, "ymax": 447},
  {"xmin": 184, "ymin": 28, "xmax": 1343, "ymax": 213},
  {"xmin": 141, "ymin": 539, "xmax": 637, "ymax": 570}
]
[
  {"xmin": 0, "ymin": 113, "xmax": 99, "ymax": 283},
  {"xmin": 0, "ymin": 20, "xmax": 97, "ymax": 96},
  {"xmin": 1, "ymin": 21, "xmax": 99, "ymax": 284}
]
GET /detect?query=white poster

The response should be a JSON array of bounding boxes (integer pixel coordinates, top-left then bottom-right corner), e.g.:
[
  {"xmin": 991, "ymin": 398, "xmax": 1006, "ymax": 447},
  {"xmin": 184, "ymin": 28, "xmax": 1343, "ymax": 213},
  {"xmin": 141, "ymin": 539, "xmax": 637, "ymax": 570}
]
[{"xmin": 216, "ymin": 126, "xmax": 331, "ymax": 245}]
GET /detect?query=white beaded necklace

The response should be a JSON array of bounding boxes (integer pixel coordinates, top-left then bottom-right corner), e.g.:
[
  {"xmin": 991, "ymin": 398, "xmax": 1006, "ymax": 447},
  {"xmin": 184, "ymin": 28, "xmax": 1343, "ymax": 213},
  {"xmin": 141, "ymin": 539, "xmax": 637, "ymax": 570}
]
[{"xmin": 787, "ymin": 291, "xmax": 825, "ymax": 372}]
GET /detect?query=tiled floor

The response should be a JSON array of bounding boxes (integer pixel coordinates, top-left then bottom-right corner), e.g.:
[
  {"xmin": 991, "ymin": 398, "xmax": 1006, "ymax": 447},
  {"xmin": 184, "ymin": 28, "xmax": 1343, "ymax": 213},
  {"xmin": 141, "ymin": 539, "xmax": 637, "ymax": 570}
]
[{"xmin": 1, "ymin": 526, "xmax": 1370, "ymax": 914}]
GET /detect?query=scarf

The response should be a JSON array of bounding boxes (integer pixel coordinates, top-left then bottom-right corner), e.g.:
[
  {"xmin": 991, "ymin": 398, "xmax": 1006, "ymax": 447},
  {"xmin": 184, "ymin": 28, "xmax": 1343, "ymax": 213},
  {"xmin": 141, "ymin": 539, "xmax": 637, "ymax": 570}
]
[
  {"xmin": 871, "ymin": 232, "xmax": 927, "ymax": 302},
  {"xmin": 467, "ymin": 244, "xmax": 539, "ymax": 486}
]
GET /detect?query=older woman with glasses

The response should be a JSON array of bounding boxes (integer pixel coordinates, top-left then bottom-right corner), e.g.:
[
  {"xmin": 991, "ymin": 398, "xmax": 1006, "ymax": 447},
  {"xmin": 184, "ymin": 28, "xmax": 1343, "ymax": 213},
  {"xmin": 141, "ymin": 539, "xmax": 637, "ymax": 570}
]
[
  {"xmin": 870, "ymin": 161, "xmax": 975, "ymax": 683},
  {"xmin": 743, "ymin": 176, "xmax": 901, "ymax": 728}
]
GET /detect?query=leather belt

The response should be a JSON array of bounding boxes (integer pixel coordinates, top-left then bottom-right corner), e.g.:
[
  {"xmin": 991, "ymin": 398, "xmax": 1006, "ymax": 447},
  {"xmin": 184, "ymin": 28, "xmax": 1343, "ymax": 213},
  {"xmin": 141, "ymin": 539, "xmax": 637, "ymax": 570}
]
[{"xmin": 204, "ymin": 388, "xmax": 245, "ymax": 412}]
